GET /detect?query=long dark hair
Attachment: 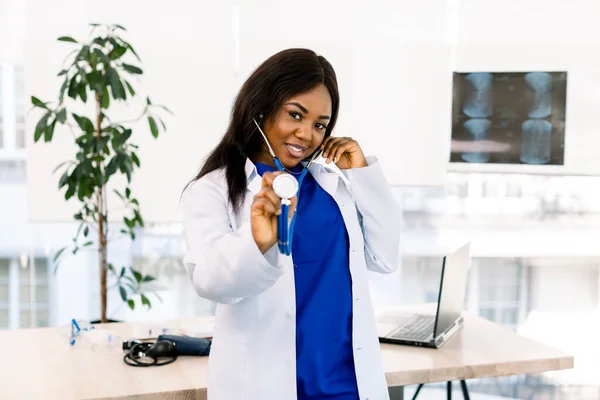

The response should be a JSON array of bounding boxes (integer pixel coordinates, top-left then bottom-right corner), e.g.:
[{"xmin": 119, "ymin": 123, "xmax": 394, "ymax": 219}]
[{"xmin": 188, "ymin": 48, "xmax": 340, "ymax": 212}]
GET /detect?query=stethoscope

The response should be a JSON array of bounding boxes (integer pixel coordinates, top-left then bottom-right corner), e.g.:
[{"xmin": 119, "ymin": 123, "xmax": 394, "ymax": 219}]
[{"xmin": 253, "ymin": 117, "xmax": 322, "ymax": 255}]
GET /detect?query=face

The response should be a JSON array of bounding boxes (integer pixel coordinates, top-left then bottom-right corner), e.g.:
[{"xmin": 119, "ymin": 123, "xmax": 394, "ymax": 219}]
[{"xmin": 257, "ymin": 84, "xmax": 332, "ymax": 168}]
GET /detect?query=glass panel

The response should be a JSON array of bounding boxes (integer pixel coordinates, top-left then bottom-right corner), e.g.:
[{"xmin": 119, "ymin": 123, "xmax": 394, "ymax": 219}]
[
  {"xmin": 37, "ymin": 309, "xmax": 49, "ymax": 327},
  {"xmin": 36, "ymin": 285, "xmax": 48, "ymax": 304},
  {"xmin": 0, "ymin": 309, "xmax": 8, "ymax": 328},
  {"xmin": 20, "ymin": 310, "xmax": 31, "ymax": 328},
  {"xmin": 19, "ymin": 265, "xmax": 31, "ymax": 281},
  {"xmin": 0, "ymin": 285, "xmax": 8, "ymax": 302},
  {"xmin": 0, "ymin": 259, "xmax": 9, "ymax": 278},
  {"xmin": 480, "ymin": 308, "xmax": 496, "ymax": 322},
  {"xmin": 20, "ymin": 285, "xmax": 30, "ymax": 303},
  {"xmin": 501, "ymin": 308, "xmax": 518, "ymax": 325},
  {"xmin": 34, "ymin": 258, "xmax": 48, "ymax": 280}
]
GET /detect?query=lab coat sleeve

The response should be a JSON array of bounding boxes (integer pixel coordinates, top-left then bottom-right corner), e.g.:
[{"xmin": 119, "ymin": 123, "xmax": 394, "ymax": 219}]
[
  {"xmin": 180, "ymin": 176, "xmax": 283, "ymax": 304},
  {"xmin": 342, "ymin": 156, "xmax": 402, "ymax": 273}
]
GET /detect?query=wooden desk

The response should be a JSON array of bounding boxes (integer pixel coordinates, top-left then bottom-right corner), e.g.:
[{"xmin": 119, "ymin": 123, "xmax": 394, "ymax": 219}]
[{"xmin": 1, "ymin": 311, "xmax": 573, "ymax": 400}]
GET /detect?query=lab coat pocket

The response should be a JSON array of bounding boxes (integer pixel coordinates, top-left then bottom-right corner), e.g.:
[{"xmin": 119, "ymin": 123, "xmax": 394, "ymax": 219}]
[{"xmin": 208, "ymin": 339, "xmax": 248, "ymax": 400}]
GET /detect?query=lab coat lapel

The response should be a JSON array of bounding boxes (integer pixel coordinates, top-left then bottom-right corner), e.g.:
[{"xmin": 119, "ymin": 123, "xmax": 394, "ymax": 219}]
[
  {"xmin": 308, "ymin": 163, "xmax": 340, "ymax": 198},
  {"xmin": 245, "ymin": 159, "xmax": 262, "ymax": 195}
]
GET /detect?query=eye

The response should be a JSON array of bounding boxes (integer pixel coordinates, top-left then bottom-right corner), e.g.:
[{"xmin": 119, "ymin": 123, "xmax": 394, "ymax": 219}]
[
  {"xmin": 289, "ymin": 112, "xmax": 301, "ymax": 120},
  {"xmin": 315, "ymin": 123, "xmax": 327, "ymax": 131}
]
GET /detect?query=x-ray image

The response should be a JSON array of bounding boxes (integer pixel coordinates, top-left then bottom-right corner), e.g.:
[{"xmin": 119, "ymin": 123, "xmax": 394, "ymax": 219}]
[{"xmin": 450, "ymin": 71, "xmax": 567, "ymax": 165}]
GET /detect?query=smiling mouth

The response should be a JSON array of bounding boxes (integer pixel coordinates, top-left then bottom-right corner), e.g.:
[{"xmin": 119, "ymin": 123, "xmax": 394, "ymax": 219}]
[{"xmin": 285, "ymin": 144, "xmax": 307, "ymax": 158}]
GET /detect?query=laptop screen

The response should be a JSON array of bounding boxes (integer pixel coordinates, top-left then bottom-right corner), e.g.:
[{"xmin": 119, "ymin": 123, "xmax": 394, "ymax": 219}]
[{"xmin": 434, "ymin": 243, "xmax": 471, "ymax": 337}]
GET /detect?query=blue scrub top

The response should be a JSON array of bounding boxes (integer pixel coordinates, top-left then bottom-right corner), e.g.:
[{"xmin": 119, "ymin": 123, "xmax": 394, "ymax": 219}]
[{"xmin": 255, "ymin": 162, "xmax": 359, "ymax": 400}]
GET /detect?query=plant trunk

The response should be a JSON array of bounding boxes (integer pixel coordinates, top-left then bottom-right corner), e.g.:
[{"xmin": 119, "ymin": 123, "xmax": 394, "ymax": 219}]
[{"xmin": 95, "ymin": 93, "xmax": 108, "ymax": 323}]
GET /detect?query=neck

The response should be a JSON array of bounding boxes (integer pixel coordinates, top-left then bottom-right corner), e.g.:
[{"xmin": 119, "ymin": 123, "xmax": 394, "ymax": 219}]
[{"xmin": 250, "ymin": 150, "xmax": 276, "ymax": 168}]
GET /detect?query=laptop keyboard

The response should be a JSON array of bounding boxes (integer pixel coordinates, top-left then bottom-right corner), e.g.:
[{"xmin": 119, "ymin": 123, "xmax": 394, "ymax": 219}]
[{"xmin": 389, "ymin": 314, "xmax": 435, "ymax": 341}]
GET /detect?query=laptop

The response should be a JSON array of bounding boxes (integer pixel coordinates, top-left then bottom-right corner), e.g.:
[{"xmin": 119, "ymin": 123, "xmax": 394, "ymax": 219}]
[{"xmin": 378, "ymin": 242, "xmax": 471, "ymax": 349}]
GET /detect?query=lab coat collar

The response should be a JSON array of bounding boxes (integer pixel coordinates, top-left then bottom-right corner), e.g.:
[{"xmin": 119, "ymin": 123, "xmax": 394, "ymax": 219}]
[{"xmin": 244, "ymin": 158, "xmax": 340, "ymax": 197}]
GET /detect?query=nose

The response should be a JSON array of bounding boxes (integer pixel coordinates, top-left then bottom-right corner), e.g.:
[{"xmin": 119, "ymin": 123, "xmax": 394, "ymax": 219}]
[{"xmin": 293, "ymin": 121, "xmax": 313, "ymax": 143}]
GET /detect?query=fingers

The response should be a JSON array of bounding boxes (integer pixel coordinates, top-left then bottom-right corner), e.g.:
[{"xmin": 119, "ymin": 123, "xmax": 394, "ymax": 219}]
[
  {"xmin": 321, "ymin": 137, "xmax": 357, "ymax": 164},
  {"xmin": 251, "ymin": 196, "xmax": 279, "ymax": 217},
  {"xmin": 254, "ymin": 171, "xmax": 295, "ymax": 217},
  {"xmin": 261, "ymin": 170, "xmax": 286, "ymax": 188}
]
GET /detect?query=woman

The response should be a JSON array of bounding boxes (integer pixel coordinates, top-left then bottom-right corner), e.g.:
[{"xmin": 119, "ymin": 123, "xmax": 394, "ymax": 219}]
[{"xmin": 181, "ymin": 48, "xmax": 402, "ymax": 400}]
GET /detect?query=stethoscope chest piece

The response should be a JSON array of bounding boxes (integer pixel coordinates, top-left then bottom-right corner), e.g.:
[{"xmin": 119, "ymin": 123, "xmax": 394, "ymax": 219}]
[{"xmin": 273, "ymin": 174, "xmax": 298, "ymax": 200}]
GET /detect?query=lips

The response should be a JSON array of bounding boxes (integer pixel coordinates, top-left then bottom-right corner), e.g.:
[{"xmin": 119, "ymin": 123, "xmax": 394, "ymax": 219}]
[{"xmin": 285, "ymin": 143, "xmax": 307, "ymax": 158}]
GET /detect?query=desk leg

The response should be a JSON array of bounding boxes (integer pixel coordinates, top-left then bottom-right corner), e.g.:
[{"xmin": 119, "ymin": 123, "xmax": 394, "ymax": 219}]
[{"xmin": 389, "ymin": 385, "xmax": 404, "ymax": 400}]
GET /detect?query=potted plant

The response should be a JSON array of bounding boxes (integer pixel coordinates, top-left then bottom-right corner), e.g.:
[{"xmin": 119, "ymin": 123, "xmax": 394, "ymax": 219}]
[{"xmin": 30, "ymin": 23, "xmax": 171, "ymax": 323}]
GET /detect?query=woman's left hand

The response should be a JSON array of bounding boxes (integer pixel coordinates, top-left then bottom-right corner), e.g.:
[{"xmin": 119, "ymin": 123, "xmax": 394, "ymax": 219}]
[{"xmin": 321, "ymin": 136, "xmax": 368, "ymax": 169}]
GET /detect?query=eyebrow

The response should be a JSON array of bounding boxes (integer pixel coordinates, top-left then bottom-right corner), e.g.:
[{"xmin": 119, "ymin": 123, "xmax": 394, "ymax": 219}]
[{"xmin": 286, "ymin": 102, "xmax": 331, "ymax": 120}]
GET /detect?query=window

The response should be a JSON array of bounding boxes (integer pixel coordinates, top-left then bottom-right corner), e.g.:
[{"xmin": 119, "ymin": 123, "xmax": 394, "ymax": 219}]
[
  {"xmin": 15, "ymin": 66, "xmax": 25, "ymax": 149},
  {"xmin": 476, "ymin": 258, "xmax": 527, "ymax": 330},
  {"xmin": 0, "ymin": 259, "xmax": 9, "ymax": 329},
  {"xmin": 19, "ymin": 258, "xmax": 50, "ymax": 328},
  {"xmin": 0, "ymin": 257, "xmax": 51, "ymax": 329}
]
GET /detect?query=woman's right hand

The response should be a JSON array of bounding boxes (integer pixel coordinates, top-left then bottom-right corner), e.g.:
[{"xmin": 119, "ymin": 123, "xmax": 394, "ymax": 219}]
[{"xmin": 251, "ymin": 171, "xmax": 297, "ymax": 254}]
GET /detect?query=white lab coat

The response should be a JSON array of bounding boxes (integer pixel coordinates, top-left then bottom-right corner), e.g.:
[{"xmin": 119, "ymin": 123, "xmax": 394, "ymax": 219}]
[{"xmin": 181, "ymin": 156, "xmax": 402, "ymax": 400}]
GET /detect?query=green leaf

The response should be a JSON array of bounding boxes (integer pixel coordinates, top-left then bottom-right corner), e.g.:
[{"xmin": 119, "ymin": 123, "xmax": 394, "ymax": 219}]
[
  {"xmin": 82, "ymin": 241, "xmax": 93, "ymax": 247},
  {"xmin": 34, "ymin": 113, "xmax": 50, "ymax": 142},
  {"xmin": 92, "ymin": 48, "xmax": 110, "ymax": 65},
  {"xmin": 134, "ymin": 209, "xmax": 144, "ymax": 227},
  {"xmin": 131, "ymin": 152, "xmax": 140, "ymax": 167},
  {"xmin": 31, "ymin": 96, "xmax": 49, "ymax": 109},
  {"xmin": 120, "ymin": 267, "xmax": 126, "ymax": 278},
  {"xmin": 107, "ymin": 68, "xmax": 125, "ymax": 100},
  {"xmin": 142, "ymin": 275, "xmax": 156, "ymax": 282},
  {"xmin": 113, "ymin": 189, "xmax": 124, "ymax": 201},
  {"xmin": 101, "ymin": 86, "xmax": 110, "ymax": 109},
  {"xmin": 58, "ymin": 69, "xmax": 68, "ymax": 77},
  {"xmin": 72, "ymin": 114, "xmax": 95, "ymax": 134},
  {"xmin": 65, "ymin": 184, "xmax": 76, "ymax": 200},
  {"xmin": 132, "ymin": 269, "xmax": 142, "ymax": 283},
  {"xmin": 120, "ymin": 129, "xmax": 132, "ymax": 143},
  {"xmin": 53, "ymin": 247, "xmax": 66, "ymax": 263},
  {"xmin": 122, "ymin": 63, "xmax": 142, "ymax": 75},
  {"xmin": 74, "ymin": 213, "xmax": 83, "ymax": 220},
  {"xmin": 44, "ymin": 119, "xmax": 57, "ymax": 142},
  {"xmin": 110, "ymin": 45, "xmax": 127, "ymax": 60},
  {"xmin": 67, "ymin": 76, "xmax": 79, "ymax": 100},
  {"xmin": 112, "ymin": 24, "xmax": 127, "ymax": 31},
  {"xmin": 146, "ymin": 97, "xmax": 152, "ymax": 105},
  {"xmin": 58, "ymin": 171, "xmax": 69, "ymax": 188},
  {"xmin": 141, "ymin": 294, "xmax": 151, "ymax": 308},
  {"xmin": 124, "ymin": 80, "xmax": 135, "ymax": 96},
  {"xmin": 126, "ymin": 43, "xmax": 141, "ymax": 62},
  {"xmin": 83, "ymin": 226, "xmax": 89, "ymax": 237},
  {"xmin": 59, "ymin": 78, "xmax": 69, "ymax": 103},
  {"xmin": 156, "ymin": 105, "xmax": 174, "ymax": 115},
  {"xmin": 58, "ymin": 36, "xmax": 78, "ymax": 43},
  {"xmin": 105, "ymin": 156, "xmax": 120, "ymax": 178},
  {"xmin": 56, "ymin": 108, "xmax": 67, "ymax": 124},
  {"xmin": 148, "ymin": 116, "xmax": 158, "ymax": 138},
  {"xmin": 78, "ymin": 83, "xmax": 88, "ymax": 103},
  {"xmin": 123, "ymin": 159, "xmax": 133, "ymax": 183},
  {"xmin": 125, "ymin": 188, "xmax": 131, "ymax": 198},
  {"xmin": 127, "ymin": 299, "xmax": 135, "ymax": 310},
  {"xmin": 119, "ymin": 286, "xmax": 127, "ymax": 301}
]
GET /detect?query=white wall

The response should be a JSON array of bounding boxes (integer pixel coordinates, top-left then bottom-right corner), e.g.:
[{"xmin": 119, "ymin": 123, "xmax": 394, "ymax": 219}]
[{"xmin": 530, "ymin": 266, "xmax": 599, "ymax": 312}]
